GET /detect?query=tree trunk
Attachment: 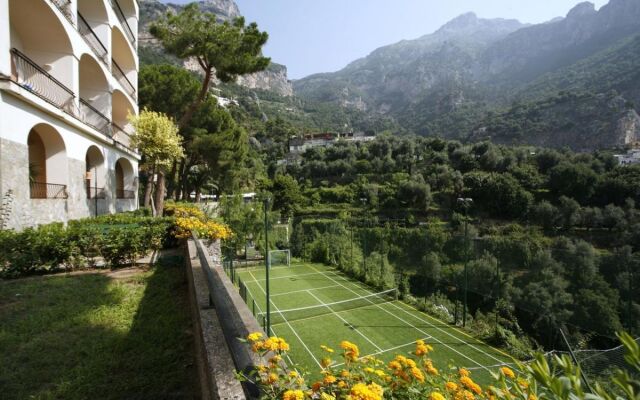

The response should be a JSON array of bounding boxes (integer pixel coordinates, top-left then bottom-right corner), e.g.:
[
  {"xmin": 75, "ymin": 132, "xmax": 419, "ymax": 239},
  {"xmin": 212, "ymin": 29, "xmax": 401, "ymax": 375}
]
[
  {"xmin": 166, "ymin": 160, "xmax": 178, "ymax": 200},
  {"xmin": 195, "ymin": 190, "xmax": 201, "ymax": 203},
  {"xmin": 154, "ymin": 171, "xmax": 166, "ymax": 217},
  {"xmin": 143, "ymin": 176, "xmax": 153, "ymax": 208},
  {"xmin": 178, "ymin": 68, "xmax": 213, "ymax": 129}
]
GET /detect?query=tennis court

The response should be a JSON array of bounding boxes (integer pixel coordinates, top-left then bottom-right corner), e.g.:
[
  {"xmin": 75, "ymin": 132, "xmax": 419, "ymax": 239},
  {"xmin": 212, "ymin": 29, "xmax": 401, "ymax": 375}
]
[{"xmin": 230, "ymin": 261, "xmax": 515, "ymax": 383}]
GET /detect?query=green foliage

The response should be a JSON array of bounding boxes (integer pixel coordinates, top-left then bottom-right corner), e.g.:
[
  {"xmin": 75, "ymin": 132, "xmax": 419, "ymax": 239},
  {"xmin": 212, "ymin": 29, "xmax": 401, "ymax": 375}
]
[
  {"xmin": 0, "ymin": 215, "xmax": 174, "ymax": 278},
  {"xmin": 130, "ymin": 109, "xmax": 185, "ymax": 169},
  {"xmin": 139, "ymin": 64, "xmax": 199, "ymax": 122}
]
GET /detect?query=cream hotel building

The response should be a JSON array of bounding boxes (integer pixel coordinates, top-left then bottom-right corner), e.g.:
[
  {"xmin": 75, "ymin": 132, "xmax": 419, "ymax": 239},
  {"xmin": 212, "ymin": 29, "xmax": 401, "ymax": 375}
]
[{"xmin": 0, "ymin": 0, "xmax": 140, "ymax": 230}]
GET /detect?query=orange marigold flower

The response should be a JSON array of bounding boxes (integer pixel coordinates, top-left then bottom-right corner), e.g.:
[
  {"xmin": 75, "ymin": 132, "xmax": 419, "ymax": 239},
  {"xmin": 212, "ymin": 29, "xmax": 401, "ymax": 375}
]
[
  {"xmin": 460, "ymin": 376, "xmax": 482, "ymax": 395},
  {"xmin": 323, "ymin": 375, "xmax": 337, "ymax": 385},
  {"xmin": 430, "ymin": 393, "xmax": 446, "ymax": 400},
  {"xmin": 340, "ymin": 341, "xmax": 360, "ymax": 361},
  {"xmin": 500, "ymin": 367, "xmax": 515, "ymax": 379},
  {"xmin": 410, "ymin": 367, "xmax": 425, "ymax": 382},
  {"xmin": 459, "ymin": 368, "xmax": 470, "ymax": 377},
  {"xmin": 311, "ymin": 382, "xmax": 322, "ymax": 392},
  {"xmin": 445, "ymin": 381, "xmax": 458, "ymax": 392}
]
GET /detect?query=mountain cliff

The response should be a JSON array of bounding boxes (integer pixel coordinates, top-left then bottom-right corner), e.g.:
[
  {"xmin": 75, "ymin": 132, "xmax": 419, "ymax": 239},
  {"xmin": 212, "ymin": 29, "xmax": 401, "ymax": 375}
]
[
  {"xmin": 293, "ymin": 0, "xmax": 640, "ymax": 150},
  {"xmin": 138, "ymin": 0, "xmax": 294, "ymax": 97}
]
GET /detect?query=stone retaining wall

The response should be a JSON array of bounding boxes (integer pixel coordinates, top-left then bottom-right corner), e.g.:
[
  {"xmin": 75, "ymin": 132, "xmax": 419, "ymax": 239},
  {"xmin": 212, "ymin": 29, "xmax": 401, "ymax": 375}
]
[{"xmin": 185, "ymin": 236, "xmax": 266, "ymax": 400}]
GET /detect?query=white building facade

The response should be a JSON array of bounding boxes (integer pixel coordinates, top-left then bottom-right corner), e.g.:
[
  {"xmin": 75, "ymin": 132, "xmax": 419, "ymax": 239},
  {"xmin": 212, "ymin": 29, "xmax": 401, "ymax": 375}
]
[{"xmin": 0, "ymin": 0, "xmax": 140, "ymax": 230}]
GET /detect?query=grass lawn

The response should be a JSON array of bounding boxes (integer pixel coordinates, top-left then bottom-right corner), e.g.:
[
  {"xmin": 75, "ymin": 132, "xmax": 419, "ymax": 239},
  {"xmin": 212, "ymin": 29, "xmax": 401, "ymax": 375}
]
[
  {"xmin": 233, "ymin": 261, "xmax": 515, "ymax": 384},
  {"xmin": 0, "ymin": 254, "xmax": 200, "ymax": 400}
]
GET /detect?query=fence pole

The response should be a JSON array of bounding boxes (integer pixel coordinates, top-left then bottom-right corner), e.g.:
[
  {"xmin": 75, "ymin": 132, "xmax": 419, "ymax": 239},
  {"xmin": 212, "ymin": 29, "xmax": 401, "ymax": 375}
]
[{"xmin": 559, "ymin": 328, "xmax": 594, "ymax": 393}]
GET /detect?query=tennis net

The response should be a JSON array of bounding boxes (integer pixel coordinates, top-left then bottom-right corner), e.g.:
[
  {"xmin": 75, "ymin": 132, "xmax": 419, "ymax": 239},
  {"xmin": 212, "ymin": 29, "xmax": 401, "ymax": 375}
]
[{"xmin": 257, "ymin": 288, "xmax": 397, "ymax": 325}]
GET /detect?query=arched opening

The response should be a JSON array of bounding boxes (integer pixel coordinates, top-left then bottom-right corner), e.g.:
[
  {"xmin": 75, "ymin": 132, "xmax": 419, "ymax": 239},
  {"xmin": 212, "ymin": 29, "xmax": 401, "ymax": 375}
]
[
  {"xmin": 79, "ymin": 54, "xmax": 111, "ymax": 135},
  {"xmin": 112, "ymin": 89, "xmax": 135, "ymax": 148},
  {"xmin": 111, "ymin": 27, "xmax": 137, "ymax": 100},
  {"xmin": 111, "ymin": 0, "xmax": 137, "ymax": 47},
  {"xmin": 77, "ymin": 0, "xmax": 110, "ymax": 67},
  {"xmin": 85, "ymin": 146, "xmax": 106, "ymax": 199},
  {"xmin": 27, "ymin": 123, "xmax": 68, "ymax": 199},
  {"xmin": 9, "ymin": 0, "xmax": 76, "ymax": 112},
  {"xmin": 115, "ymin": 158, "xmax": 135, "ymax": 199}
]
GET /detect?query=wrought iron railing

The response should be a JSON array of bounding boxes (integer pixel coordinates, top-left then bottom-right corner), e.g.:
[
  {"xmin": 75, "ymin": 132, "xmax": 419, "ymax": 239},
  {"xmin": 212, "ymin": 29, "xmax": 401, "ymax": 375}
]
[
  {"xmin": 112, "ymin": 59, "xmax": 136, "ymax": 99},
  {"xmin": 116, "ymin": 189, "xmax": 135, "ymax": 199},
  {"xmin": 80, "ymin": 98, "xmax": 111, "ymax": 136},
  {"xmin": 86, "ymin": 185, "xmax": 106, "ymax": 199},
  {"xmin": 30, "ymin": 182, "xmax": 68, "ymax": 199},
  {"xmin": 110, "ymin": 0, "xmax": 136, "ymax": 47},
  {"xmin": 11, "ymin": 49, "xmax": 78, "ymax": 117},
  {"xmin": 77, "ymin": 13, "xmax": 109, "ymax": 67},
  {"xmin": 49, "ymin": 0, "xmax": 74, "ymax": 26}
]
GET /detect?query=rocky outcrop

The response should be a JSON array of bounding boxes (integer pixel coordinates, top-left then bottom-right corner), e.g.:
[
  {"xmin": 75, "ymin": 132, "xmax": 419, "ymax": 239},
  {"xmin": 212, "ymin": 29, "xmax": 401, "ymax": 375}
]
[{"xmin": 236, "ymin": 64, "xmax": 294, "ymax": 97}]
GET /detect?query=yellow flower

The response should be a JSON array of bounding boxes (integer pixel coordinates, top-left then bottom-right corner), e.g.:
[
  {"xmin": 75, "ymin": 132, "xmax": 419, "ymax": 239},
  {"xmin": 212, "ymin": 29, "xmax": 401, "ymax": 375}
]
[
  {"xmin": 446, "ymin": 382, "xmax": 458, "ymax": 392},
  {"xmin": 320, "ymin": 393, "xmax": 335, "ymax": 400},
  {"xmin": 247, "ymin": 332, "xmax": 263, "ymax": 342},
  {"xmin": 283, "ymin": 389, "xmax": 305, "ymax": 400},
  {"xmin": 323, "ymin": 375, "xmax": 337, "ymax": 385},
  {"xmin": 265, "ymin": 373, "xmax": 278, "ymax": 384},
  {"xmin": 350, "ymin": 383, "xmax": 383, "ymax": 400},
  {"xmin": 500, "ymin": 366, "xmax": 515, "ymax": 379},
  {"xmin": 289, "ymin": 371, "xmax": 299, "ymax": 378},
  {"xmin": 321, "ymin": 345, "xmax": 335, "ymax": 353},
  {"xmin": 263, "ymin": 337, "xmax": 290, "ymax": 352},
  {"xmin": 410, "ymin": 367, "xmax": 425, "ymax": 382},
  {"xmin": 415, "ymin": 340, "xmax": 434, "ymax": 356},
  {"xmin": 340, "ymin": 370, "xmax": 351, "ymax": 378},
  {"xmin": 340, "ymin": 341, "xmax": 360, "ymax": 361},
  {"xmin": 388, "ymin": 360, "xmax": 401, "ymax": 370},
  {"xmin": 364, "ymin": 367, "xmax": 374, "ymax": 373},
  {"xmin": 374, "ymin": 369, "xmax": 386, "ymax": 378},
  {"xmin": 338, "ymin": 380, "xmax": 347, "ymax": 388},
  {"xmin": 528, "ymin": 395, "xmax": 537, "ymax": 400},
  {"xmin": 321, "ymin": 357, "xmax": 333, "ymax": 368},
  {"xmin": 430, "ymin": 393, "xmax": 446, "ymax": 400},
  {"xmin": 459, "ymin": 368, "xmax": 470, "ymax": 377},
  {"xmin": 460, "ymin": 376, "xmax": 482, "ymax": 395}
]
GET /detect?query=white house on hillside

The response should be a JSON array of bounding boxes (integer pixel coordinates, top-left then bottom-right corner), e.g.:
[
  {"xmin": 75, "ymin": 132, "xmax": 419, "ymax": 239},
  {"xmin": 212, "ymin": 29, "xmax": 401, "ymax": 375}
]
[{"xmin": 0, "ymin": 0, "xmax": 140, "ymax": 230}]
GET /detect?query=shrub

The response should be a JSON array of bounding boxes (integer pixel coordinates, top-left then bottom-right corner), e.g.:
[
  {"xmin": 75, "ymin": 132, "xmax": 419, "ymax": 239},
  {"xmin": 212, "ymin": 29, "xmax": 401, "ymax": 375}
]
[{"xmin": 242, "ymin": 332, "xmax": 640, "ymax": 400}]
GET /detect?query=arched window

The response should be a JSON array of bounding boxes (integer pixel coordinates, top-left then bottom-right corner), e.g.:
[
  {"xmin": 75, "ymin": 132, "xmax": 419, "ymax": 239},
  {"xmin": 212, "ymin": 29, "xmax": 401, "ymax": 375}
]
[
  {"xmin": 27, "ymin": 123, "xmax": 68, "ymax": 199},
  {"xmin": 115, "ymin": 158, "xmax": 135, "ymax": 199},
  {"xmin": 85, "ymin": 146, "xmax": 105, "ymax": 199}
]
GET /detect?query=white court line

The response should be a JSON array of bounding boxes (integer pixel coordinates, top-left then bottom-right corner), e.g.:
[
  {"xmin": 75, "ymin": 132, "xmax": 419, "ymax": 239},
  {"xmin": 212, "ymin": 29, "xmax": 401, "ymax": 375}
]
[
  {"xmin": 306, "ymin": 290, "xmax": 383, "ymax": 352},
  {"xmin": 247, "ymin": 270, "xmax": 322, "ymax": 369},
  {"xmin": 309, "ymin": 266, "xmax": 491, "ymax": 372},
  {"xmin": 240, "ymin": 276, "xmax": 299, "ymax": 369},
  {"xmin": 332, "ymin": 337, "xmax": 431, "ymax": 368},
  {"xmin": 271, "ymin": 284, "xmax": 343, "ymax": 298},
  {"xmin": 326, "ymin": 270, "xmax": 511, "ymax": 368},
  {"xmin": 249, "ymin": 270, "xmax": 332, "ymax": 282}
]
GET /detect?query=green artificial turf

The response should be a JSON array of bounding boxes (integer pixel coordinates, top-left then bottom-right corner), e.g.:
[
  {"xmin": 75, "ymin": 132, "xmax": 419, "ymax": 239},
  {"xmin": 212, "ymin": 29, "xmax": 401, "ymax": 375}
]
[
  {"xmin": 234, "ymin": 262, "xmax": 515, "ymax": 384},
  {"xmin": 0, "ymin": 255, "xmax": 199, "ymax": 400}
]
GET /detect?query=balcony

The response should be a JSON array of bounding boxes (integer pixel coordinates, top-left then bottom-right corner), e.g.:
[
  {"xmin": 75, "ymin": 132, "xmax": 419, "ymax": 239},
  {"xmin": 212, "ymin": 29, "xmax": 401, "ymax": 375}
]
[
  {"xmin": 11, "ymin": 48, "xmax": 78, "ymax": 117},
  {"xmin": 80, "ymin": 99, "xmax": 111, "ymax": 137},
  {"xmin": 116, "ymin": 189, "xmax": 135, "ymax": 199},
  {"xmin": 110, "ymin": 0, "xmax": 136, "ymax": 48},
  {"xmin": 86, "ymin": 185, "xmax": 107, "ymax": 199},
  {"xmin": 77, "ymin": 13, "xmax": 109, "ymax": 68},
  {"xmin": 112, "ymin": 123, "xmax": 133, "ymax": 149},
  {"xmin": 30, "ymin": 182, "xmax": 69, "ymax": 199},
  {"xmin": 112, "ymin": 59, "xmax": 136, "ymax": 100},
  {"xmin": 49, "ymin": 0, "xmax": 74, "ymax": 26}
]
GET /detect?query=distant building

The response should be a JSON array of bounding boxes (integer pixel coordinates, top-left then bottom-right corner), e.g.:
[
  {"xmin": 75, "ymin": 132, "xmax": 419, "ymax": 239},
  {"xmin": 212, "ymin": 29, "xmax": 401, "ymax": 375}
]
[
  {"xmin": 614, "ymin": 149, "xmax": 640, "ymax": 166},
  {"xmin": 288, "ymin": 131, "xmax": 376, "ymax": 154},
  {"xmin": 0, "ymin": 0, "xmax": 140, "ymax": 230}
]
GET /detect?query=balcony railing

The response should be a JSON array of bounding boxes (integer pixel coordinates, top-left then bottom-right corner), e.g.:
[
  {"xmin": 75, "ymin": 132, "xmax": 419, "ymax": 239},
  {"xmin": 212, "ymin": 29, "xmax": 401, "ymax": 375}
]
[
  {"xmin": 78, "ymin": 13, "xmax": 109, "ymax": 67},
  {"xmin": 49, "ymin": 0, "xmax": 74, "ymax": 26},
  {"xmin": 30, "ymin": 182, "xmax": 69, "ymax": 199},
  {"xmin": 112, "ymin": 123, "xmax": 134, "ymax": 148},
  {"xmin": 11, "ymin": 48, "xmax": 79, "ymax": 117},
  {"xmin": 112, "ymin": 59, "xmax": 136, "ymax": 100},
  {"xmin": 116, "ymin": 189, "xmax": 135, "ymax": 199},
  {"xmin": 80, "ymin": 98, "xmax": 112, "ymax": 136},
  {"xmin": 86, "ymin": 185, "xmax": 107, "ymax": 199},
  {"xmin": 110, "ymin": 0, "xmax": 136, "ymax": 47}
]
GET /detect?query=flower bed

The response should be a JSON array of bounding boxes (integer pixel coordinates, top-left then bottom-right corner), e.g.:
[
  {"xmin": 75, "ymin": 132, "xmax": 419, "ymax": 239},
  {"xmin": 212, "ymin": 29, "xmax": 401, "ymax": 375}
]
[{"xmin": 243, "ymin": 332, "xmax": 640, "ymax": 400}]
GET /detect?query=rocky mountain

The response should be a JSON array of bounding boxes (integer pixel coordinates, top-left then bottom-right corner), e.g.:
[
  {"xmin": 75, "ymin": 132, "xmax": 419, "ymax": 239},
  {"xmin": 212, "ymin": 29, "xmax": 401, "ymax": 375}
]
[
  {"xmin": 138, "ymin": 0, "xmax": 294, "ymax": 97},
  {"xmin": 293, "ymin": 0, "xmax": 640, "ymax": 150}
]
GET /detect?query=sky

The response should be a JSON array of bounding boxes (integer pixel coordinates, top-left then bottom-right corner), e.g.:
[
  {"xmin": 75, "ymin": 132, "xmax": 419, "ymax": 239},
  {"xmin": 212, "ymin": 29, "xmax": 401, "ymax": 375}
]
[{"xmin": 163, "ymin": 0, "xmax": 610, "ymax": 79}]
